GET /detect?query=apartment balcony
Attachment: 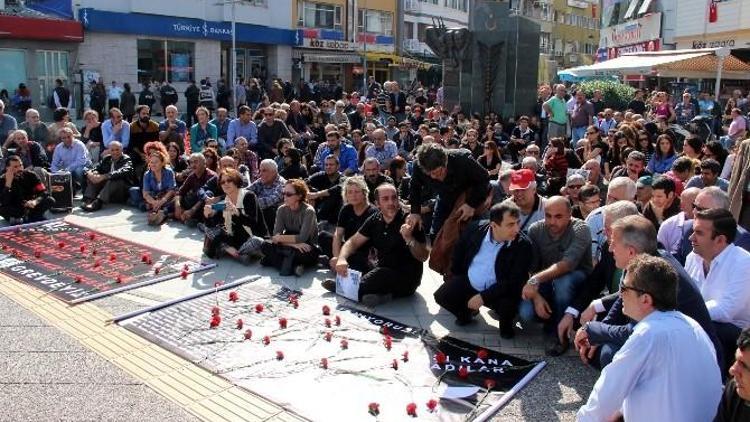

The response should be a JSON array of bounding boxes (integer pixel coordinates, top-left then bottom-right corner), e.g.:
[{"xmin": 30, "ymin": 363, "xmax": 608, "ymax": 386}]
[{"xmin": 404, "ymin": 0, "xmax": 420, "ymax": 13}]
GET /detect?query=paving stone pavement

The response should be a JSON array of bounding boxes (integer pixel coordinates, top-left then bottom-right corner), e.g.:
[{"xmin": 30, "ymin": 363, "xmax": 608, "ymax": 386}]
[{"xmin": 0, "ymin": 208, "xmax": 598, "ymax": 421}]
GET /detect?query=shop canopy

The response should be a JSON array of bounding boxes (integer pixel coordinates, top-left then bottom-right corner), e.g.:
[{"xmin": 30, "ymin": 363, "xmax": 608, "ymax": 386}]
[{"xmin": 559, "ymin": 48, "xmax": 750, "ymax": 80}]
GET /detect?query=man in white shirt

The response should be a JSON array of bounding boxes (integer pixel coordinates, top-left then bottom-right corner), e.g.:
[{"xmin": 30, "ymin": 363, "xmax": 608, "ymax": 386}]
[
  {"xmin": 657, "ymin": 187, "xmax": 701, "ymax": 256},
  {"xmin": 685, "ymin": 208, "xmax": 750, "ymax": 369},
  {"xmin": 578, "ymin": 255, "xmax": 722, "ymax": 422},
  {"xmin": 107, "ymin": 81, "xmax": 123, "ymax": 111},
  {"xmin": 586, "ymin": 176, "xmax": 637, "ymax": 265}
]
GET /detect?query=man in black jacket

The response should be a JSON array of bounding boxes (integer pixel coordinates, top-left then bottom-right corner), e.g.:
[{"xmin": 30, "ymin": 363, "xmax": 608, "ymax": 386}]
[
  {"xmin": 434, "ymin": 202, "xmax": 534, "ymax": 338},
  {"xmin": 80, "ymin": 141, "xmax": 137, "ymax": 211},
  {"xmin": 408, "ymin": 143, "xmax": 490, "ymax": 236},
  {"xmin": 1, "ymin": 155, "xmax": 54, "ymax": 225},
  {"xmin": 573, "ymin": 214, "xmax": 723, "ymax": 371},
  {"xmin": 184, "ymin": 80, "xmax": 200, "ymax": 127}
]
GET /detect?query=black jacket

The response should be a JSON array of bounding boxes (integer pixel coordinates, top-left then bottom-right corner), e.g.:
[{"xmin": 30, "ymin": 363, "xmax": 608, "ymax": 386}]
[
  {"xmin": 410, "ymin": 148, "xmax": 490, "ymax": 214},
  {"xmin": 570, "ymin": 241, "xmax": 618, "ymax": 314},
  {"xmin": 450, "ymin": 221, "xmax": 534, "ymax": 305},
  {"xmin": 87, "ymin": 154, "xmax": 137, "ymax": 186}
]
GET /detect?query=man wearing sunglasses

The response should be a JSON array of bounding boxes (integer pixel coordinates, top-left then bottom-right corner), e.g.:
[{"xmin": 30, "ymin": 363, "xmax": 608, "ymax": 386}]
[{"xmin": 578, "ymin": 255, "xmax": 722, "ymax": 422}]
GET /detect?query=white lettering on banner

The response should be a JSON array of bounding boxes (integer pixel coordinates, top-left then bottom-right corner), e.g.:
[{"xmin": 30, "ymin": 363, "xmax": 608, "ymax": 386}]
[
  {"xmin": 302, "ymin": 38, "xmax": 353, "ymax": 50},
  {"xmin": 172, "ymin": 22, "xmax": 232, "ymax": 38}
]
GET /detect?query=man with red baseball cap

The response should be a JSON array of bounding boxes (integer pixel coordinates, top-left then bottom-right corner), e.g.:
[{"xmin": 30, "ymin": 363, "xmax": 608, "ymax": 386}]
[{"xmin": 502, "ymin": 169, "xmax": 546, "ymax": 232}]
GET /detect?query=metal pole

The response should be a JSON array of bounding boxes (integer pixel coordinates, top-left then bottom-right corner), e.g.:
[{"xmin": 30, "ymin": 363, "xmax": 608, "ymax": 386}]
[
  {"xmin": 231, "ymin": 0, "xmax": 237, "ymax": 114},
  {"xmin": 363, "ymin": 5, "xmax": 368, "ymax": 94},
  {"xmin": 715, "ymin": 56, "xmax": 724, "ymax": 100}
]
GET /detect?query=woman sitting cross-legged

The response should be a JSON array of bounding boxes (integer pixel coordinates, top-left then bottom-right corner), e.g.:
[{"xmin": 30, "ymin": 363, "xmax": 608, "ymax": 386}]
[
  {"xmin": 202, "ymin": 168, "xmax": 268, "ymax": 264},
  {"xmin": 140, "ymin": 151, "xmax": 176, "ymax": 226},
  {"xmin": 260, "ymin": 178, "xmax": 319, "ymax": 276}
]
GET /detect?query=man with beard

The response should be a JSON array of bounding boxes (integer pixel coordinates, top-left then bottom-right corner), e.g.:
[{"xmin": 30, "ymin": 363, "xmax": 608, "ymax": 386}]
[
  {"xmin": 307, "ymin": 155, "xmax": 343, "ymax": 228},
  {"xmin": 257, "ymin": 107, "xmax": 291, "ymax": 160},
  {"xmin": 362, "ymin": 157, "xmax": 393, "ymax": 203},
  {"xmin": 1, "ymin": 155, "xmax": 54, "ymax": 224},
  {"xmin": 128, "ymin": 105, "xmax": 160, "ymax": 173},
  {"xmin": 325, "ymin": 184, "xmax": 429, "ymax": 306},
  {"xmin": 81, "ymin": 141, "xmax": 136, "ymax": 211},
  {"xmin": 315, "ymin": 130, "xmax": 358, "ymax": 175}
]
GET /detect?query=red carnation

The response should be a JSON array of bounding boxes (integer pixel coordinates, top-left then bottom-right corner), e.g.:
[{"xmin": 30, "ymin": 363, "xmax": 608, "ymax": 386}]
[
  {"xmin": 288, "ymin": 293, "xmax": 298, "ymax": 303},
  {"xmin": 402, "ymin": 351, "xmax": 409, "ymax": 362},
  {"xmin": 1, "ymin": 245, "xmax": 7, "ymax": 251},
  {"xmin": 228, "ymin": 291, "xmax": 239, "ymax": 302},
  {"xmin": 74, "ymin": 275, "xmax": 83, "ymax": 284},
  {"xmin": 324, "ymin": 318, "xmax": 331, "ymax": 328},
  {"xmin": 180, "ymin": 269, "xmax": 189, "ymax": 279},
  {"xmin": 477, "ymin": 349, "xmax": 489, "ymax": 360},
  {"xmin": 484, "ymin": 379, "xmax": 496, "ymax": 391},
  {"xmin": 255, "ymin": 303, "xmax": 264, "ymax": 313},
  {"xmin": 88, "ymin": 233, "xmax": 96, "ymax": 241},
  {"xmin": 391, "ymin": 359, "xmax": 399, "ymax": 370},
  {"xmin": 91, "ymin": 249, "xmax": 97, "ymax": 256},
  {"xmin": 320, "ymin": 358, "xmax": 328, "ymax": 369},
  {"xmin": 79, "ymin": 245, "xmax": 86, "ymax": 253},
  {"xmin": 340, "ymin": 339, "xmax": 348, "ymax": 349},
  {"xmin": 93, "ymin": 259, "xmax": 101, "ymax": 268},
  {"xmin": 210, "ymin": 315, "xmax": 221, "ymax": 328},
  {"xmin": 57, "ymin": 241, "xmax": 65, "ymax": 249},
  {"xmin": 183, "ymin": 263, "xmax": 190, "ymax": 272},
  {"xmin": 458, "ymin": 366, "xmax": 469, "ymax": 378},
  {"xmin": 290, "ymin": 298, "xmax": 299, "ymax": 309},
  {"xmin": 279, "ymin": 317, "xmax": 288, "ymax": 329},
  {"xmin": 141, "ymin": 253, "xmax": 150, "ymax": 263},
  {"xmin": 214, "ymin": 281, "xmax": 223, "ymax": 288},
  {"xmin": 322, "ymin": 305, "xmax": 330, "ymax": 316},
  {"xmin": 368, "ymin": 402, "xmax": 380, "ymax": 416},
  {"xmin": 435, "ymin": 351, "xmax": 447, "ymax": 365},
  {"xmin": 236, "ymin": 319, "xmax": 243, "ymax": 329},
  {"xmin": 334, "ymin": 315, "xmax": 341, "ymax": 326},
  {"xmin": 116, "ymin": 275, "xmax": 124, "ymax": 283},
  {"xmin": 211, "ymin": 306, "xmax": 221, "ymax": 316},
  {"xmin": 276, "ymin": 350, "xmax": 284, "ymax": 360},
  {"xmin": 381, "ymin": 326, "xmax": 389, "ymax": 335},
  {"xmin": 324, "ymin": 332, "xmax": 333, "ymax": 342},
  {"xmin": 34, "ymin": 249, "xmax": 41, "ymax": 258},
  {"xmin": 262, "ymin": 335, "xmax": 270, "ymax": 345},
  {"xmin": 154, "ymin": 266, "xmax": 160, "ymax": 275},
  {"xmin": 406, "ymin": 402, "xmax": 417, "ymax": 417},
  {"xmin": 109, "ymin": 253, "xmax": 116, "ymax": 262},
  {"xmin": 383, "ymin": 335, "xmax": 392, "ymax": 351},
  {"xmin": 426, "ymin": 399, "xmax": 438, "ymax": 412},
  {"xmin": 243, "ymin": 329, "xmax": 252, "ymax": 340}
]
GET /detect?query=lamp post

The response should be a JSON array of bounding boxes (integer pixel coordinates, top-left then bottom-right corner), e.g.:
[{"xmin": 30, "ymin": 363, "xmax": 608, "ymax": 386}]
[
  {"xmin": 216, "ymin": 0, "xmax": 241, "ymax": 115},
  {"xmin": 362, "ymin": 1, "xmax": 368, "ymax": 94}
]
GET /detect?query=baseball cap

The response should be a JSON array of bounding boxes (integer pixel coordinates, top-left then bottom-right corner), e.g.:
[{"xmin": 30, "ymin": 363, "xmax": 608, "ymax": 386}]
[
  {"xmin": 637, "ymin": 175, "xmax": 653, "ymax": 188},
  {"xmin": 509, "ymin": 169, "xmax": 535, "ymax": 191}
]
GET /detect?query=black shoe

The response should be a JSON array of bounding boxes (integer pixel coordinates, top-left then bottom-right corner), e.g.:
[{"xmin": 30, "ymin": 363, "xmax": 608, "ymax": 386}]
[
  {"xmin": 279, "ymin": 255, "xmax": 295, "ymax": 276},
  {"xmin": 321, "ymin": 279, "xmax": 336, "ymax": 293},
  {"xmin": 545, "ymin": 340, "xmax": 569, "ymax": 357},
  {"xmin": 500, "ymin": 322, "xmax": 515, "ymax": 339},
  {"xmin": 454, "ymin": 316, "xmax": 477, "ymax": 327},
  {"xmin": 89, "ymin": 199, "xmax": 103, "ymax": 211}
]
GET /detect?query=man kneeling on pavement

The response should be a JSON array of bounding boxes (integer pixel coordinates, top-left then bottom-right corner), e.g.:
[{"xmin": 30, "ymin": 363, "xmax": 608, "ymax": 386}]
[{"xmin": 433, "ymin": 202, "xmax": 534, "ymax": 339}]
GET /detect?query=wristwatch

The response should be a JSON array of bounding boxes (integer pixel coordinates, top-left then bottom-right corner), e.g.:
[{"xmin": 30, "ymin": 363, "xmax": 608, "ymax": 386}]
[{"xmin": 527, "ymin": 276, "xmax": 539, "ymax": 286}]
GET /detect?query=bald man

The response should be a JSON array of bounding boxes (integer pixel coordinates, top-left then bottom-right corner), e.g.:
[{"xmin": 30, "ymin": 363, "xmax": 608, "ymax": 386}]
[{"xmin": 520, "ymin": 196, "xmax": 593, "ymax": 356}]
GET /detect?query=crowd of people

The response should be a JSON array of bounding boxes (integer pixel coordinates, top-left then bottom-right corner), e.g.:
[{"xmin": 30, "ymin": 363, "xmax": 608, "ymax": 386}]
[{"xmin": 2, "ymin": 77, "xmax": 750, "ymax": 421}]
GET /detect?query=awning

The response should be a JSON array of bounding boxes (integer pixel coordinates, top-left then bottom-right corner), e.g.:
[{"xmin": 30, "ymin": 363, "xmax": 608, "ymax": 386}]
[
  {"xmin": 0, "ymin": 14, "xmax": 83, "ymax": 42},
  {"xmin": 364, "ymin": 52, "xmax": 400, "ymax": 63},
  {"xmin": 559, "ymin": 48, "xmax": 750, "ymax": 79},
  {"xmin": 390, "ymin": 57, "xmax": 434, "ymax": 70}
]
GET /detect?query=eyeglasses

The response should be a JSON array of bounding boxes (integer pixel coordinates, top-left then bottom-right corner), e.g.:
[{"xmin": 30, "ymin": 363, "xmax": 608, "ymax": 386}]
[
  {"xmin": 692, "ymin": 203, "xmax": 708, "ymax": 212},
  {"xmin": 568, "ymin": 185, "xmax": 584, "ymax": 189},
  {"xmin": 283, "ymin": 191, "xmax": 297, "ymax": 197},
  {"xmin": 620, "ymin": 282, "xmax": 648, "ymax": 295}
]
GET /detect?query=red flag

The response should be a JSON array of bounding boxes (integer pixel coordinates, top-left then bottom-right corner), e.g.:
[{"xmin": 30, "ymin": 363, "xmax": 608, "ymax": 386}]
[{"xmin": 709, "ymin": 1, "xmax": 718, "ymax": 23}]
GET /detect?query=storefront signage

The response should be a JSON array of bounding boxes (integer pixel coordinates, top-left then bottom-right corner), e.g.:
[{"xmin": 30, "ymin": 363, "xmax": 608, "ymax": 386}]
[
  {"xmin": 688, "ymin": 38, "xmax": 741, "ymax": 49},
  {"xmin": 302, "ymin": 38, "xmax": 353, "ymax": 50},
  {"xmin": 297, "ymin": 29, "xmax": 353, "ymax": 51},
  {"xmin": 0, "ymin": 14, "xmax": 83, "ymax": 42},
  {"xmin": 599, "ymin": 12, "xmax": 661, "ymax": 49},
  {"xmin": 607, "ymin": 39, "xmax": 660, "ymax": 59},
  {"xmin": 79, "ymin": 8, "xmax": 296, "ymax": 46}
]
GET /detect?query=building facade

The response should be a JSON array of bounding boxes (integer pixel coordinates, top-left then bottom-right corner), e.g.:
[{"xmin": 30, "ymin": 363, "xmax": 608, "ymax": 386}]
[{"xmin": 74, "ymin": 0, "xmax": 296, "ymax": 113}]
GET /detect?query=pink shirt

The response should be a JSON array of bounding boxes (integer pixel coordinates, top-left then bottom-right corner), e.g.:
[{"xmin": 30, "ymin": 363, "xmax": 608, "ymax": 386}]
[{"xmin": 729, "ymin": 115, "xmax": 747, "ymax": 139}]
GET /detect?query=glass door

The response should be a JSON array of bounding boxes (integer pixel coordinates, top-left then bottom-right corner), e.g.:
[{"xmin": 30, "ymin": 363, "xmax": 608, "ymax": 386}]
[
  {"xmin": 235, "ymin": 48, "xmax": 246, "ymax": 82},
  {"xmin": 36, "ymin": 50, "xmax": 70, "ymax": 108}
]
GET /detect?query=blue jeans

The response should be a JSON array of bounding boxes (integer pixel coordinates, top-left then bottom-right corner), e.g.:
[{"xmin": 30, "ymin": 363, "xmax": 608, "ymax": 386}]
[
  {"xmin": 518, "ymin": 270, "xmax": 587, "ymax": 327},
  {"xmin": 571, "ymin": 126, "xmax": 587, "ymax": 148}
]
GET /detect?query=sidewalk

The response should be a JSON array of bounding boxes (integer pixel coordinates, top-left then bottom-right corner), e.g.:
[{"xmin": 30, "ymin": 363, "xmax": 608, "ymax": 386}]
[{"xmin": 0, "ymin": 209, "xmax": 597, "ymax": 421}]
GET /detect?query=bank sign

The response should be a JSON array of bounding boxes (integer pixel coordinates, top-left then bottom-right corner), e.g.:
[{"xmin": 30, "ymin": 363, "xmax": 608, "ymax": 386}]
[
  {"xmin": 79, "ymin": 8, "xmax": 296, "ymax": 45},
  {"xmin": 599, "ymin": 12, "xmax": 662, "ymax": 49}
]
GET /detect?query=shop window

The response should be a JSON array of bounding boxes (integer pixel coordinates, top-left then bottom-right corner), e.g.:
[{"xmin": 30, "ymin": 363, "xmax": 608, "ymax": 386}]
[
  {"xmin": 35, "ymin": 50, "xmax": 68, "ymax": 108},
  {"xmin": 0, "ymin": 49, "xmax": 28, "ymax": 102},
  {"xmin": 358, "ymin": 9, "xmax": 393, "ymax": 36},
  {"xmin": 137, "ymin": 39, "xmax": 194, "ymax": 84},
  {"xmin": 299, "ymin": 1, "xmax": 342, "ymax": 30}
]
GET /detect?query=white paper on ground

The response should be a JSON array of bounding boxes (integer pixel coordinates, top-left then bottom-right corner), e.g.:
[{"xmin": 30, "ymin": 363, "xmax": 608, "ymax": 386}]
[
  {"xmin": 439, "ymin": 385, "xmax": 481, "ymax": 399},
  {"xmin": 336, "ymin": 269, "xmax": 361, "ymax": 301}
]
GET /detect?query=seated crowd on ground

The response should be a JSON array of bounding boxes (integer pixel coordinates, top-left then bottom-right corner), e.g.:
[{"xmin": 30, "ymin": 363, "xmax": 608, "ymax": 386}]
[{"xmin": 2, "ymin": 79, "xmax": 750, "ymax": 420}]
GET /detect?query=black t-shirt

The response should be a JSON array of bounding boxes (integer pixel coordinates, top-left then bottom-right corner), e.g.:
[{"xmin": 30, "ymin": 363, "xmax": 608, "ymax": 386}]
[
  {"xmin": 358, "ymin": 209, "xmax": 425, "ymax": 276},
  {"xmin": 336, "ymin": 203, "xmax": 377, "ymax": 240},
  {"xmin": 714, "ymin": 379, "xmax": 750, "ymax": 422}
]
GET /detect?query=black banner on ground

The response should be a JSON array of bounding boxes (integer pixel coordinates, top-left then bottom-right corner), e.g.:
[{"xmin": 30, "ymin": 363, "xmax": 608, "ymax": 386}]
[{"xmin": 0, "ymin": 219, "xmax": 213, "ymax": 303}]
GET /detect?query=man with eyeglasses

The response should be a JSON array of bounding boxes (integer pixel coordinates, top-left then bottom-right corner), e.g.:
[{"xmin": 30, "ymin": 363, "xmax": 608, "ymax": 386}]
[
  {"xmin": 578, "ymin": 254, "xmax": 722, "ymax": 422},
  {"xmin": 573, "ymin": 213, "xmax": 721, "ymax": 371},
  {"xmin": 674, "ymin": 187, "xmax": 750, "ymax": 265},
  {"xmin": 365, "ymin": 128, "xmax": 398, "ymax": 169},
  {"xmin": 685, "ymin": 208, "xmax": 750, "ymax": 370},
  {"xmin": 257, "ymin": 107, "xmax": 291, "ymax": 160}
]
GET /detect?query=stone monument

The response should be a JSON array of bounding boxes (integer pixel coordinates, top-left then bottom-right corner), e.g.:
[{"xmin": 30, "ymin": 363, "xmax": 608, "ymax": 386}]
[{"xmin": 425, "ymin": 0, "xmax": 540, "ymax": 117}]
